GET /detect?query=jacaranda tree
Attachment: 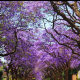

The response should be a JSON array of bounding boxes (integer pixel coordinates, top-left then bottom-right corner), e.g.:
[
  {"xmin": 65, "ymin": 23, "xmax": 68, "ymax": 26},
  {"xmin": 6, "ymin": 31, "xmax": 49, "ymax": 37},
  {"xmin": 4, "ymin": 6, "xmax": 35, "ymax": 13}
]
[{"xmin": 0, "ymin": 1, "xmax": 80, "ymax": 80}]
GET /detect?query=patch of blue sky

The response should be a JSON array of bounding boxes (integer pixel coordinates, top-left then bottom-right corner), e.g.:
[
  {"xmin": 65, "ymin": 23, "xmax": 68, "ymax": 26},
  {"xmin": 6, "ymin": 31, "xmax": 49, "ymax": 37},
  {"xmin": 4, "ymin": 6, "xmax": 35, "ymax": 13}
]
[
  {"xmin": 39, "ymin": 7, "xmax": 71, "ymax": 31},
  {"xmin": 41, "ymin": 13, "xmax": 53, "ymax": 29},
  {"xmin": 68, "ymin": 1, "xmax": 74, "ymax": 3},
  {"xmin": 10, "ymin": 12, "xmax": 21, "ymax": 27},
  {"xmin": 75, "ymin": 23, "xmax": 80, "ymax": 27},
  {"xmin": 64, "ymin": 25, "xmax": 71, "ymax": 30},
  {"xmin": 0, "ymin": 57, "xmax": 7, "ymax": 63},
  {"xmin": 0, "ymin": 45, "xmax": 7, "ymax": 63}
]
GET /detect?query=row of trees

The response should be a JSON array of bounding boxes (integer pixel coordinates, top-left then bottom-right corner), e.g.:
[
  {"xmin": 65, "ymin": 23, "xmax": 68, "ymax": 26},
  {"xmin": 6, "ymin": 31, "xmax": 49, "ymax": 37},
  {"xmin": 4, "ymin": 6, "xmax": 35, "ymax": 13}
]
[{"xmin": 0, "ymin": 1, "xmax": 80, "ymax": 80}]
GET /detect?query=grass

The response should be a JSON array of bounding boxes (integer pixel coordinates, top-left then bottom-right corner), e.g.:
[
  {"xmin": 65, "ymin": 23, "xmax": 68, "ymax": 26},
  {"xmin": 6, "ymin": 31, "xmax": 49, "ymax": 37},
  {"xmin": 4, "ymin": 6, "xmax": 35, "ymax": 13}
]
[
  {"xmin": 2, "ymin": 77, "xmax": 80, "ymax": 80},
  {"xmin": 2, "ymin": 78, "xmax": 25, "ymax": 80},
  {"xmin": 46, "ymin": 78, "xmax": 50, "ymax": 80}
]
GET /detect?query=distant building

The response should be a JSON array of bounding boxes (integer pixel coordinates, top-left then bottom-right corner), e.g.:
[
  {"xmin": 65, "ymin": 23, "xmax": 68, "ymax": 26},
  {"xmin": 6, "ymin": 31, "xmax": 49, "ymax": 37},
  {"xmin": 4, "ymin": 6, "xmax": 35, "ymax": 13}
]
[
  {"xmin": 75, "ymin": 64, "xmax": 80, "ymax": 79},
  {"xmin": 77, "ymin": 70, "xmax": 80, "ymax": 79}
]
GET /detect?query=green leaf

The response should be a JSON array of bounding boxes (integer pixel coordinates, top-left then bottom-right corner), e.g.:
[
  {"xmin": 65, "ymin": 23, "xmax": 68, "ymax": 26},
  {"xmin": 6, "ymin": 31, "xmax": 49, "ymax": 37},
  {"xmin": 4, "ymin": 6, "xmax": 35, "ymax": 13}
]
[{"xmin": 1, "ymin": 36, "xmax": 6, "ymax": 41}]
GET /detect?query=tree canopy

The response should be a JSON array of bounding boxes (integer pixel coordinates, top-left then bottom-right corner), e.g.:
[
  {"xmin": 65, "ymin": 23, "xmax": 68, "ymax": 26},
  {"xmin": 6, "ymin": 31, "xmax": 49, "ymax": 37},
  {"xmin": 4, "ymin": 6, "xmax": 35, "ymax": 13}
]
[{"xmin": 0, "ymin": 1, "xmax": 80, "ymax": 80}]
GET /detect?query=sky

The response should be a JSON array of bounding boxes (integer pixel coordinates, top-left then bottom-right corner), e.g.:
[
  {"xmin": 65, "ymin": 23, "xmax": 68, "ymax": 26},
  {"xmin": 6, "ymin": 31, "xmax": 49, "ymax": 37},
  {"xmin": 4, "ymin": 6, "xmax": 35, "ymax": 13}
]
[{"xmin": 0, "ymin": 44, "xmax": 7, "ymax": 63}]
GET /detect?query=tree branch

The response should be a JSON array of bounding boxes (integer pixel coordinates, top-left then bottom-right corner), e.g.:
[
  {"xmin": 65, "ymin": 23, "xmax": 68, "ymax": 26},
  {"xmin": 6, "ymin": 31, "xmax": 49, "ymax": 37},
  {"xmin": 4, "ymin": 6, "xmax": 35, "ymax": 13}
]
[
  {"xmin": 66, "ymin": 1, "xmax": 80, "ymax": 17},
  {"xmin": 45, "ymin": 28, "xmax": 80, "ymax": 56},
  {"xmin": 0, "ymin": 31, "xmax": 17, "ymax": 56},
  {"xmin": 50, "ymin": 1, "xmax": 80, "ymax": 34},
  {"xmin": 54, "ymin": 29, "xmax": 78, "ymax": 42}
]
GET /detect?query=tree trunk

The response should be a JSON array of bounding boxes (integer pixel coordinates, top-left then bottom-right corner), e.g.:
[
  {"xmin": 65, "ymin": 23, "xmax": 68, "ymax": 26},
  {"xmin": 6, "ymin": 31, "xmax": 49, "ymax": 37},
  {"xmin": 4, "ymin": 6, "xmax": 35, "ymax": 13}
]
[
  {"xmin": 58, "ymin": 71, "xmax": 62, "ymax": 80},
  {"xmin": 53, "ymin": 72, "xmax": 57, "ymax": 80},
  {"xmin": 25, "ymin": 74, "xmax": 27, "ymax": 80},
  {"xmin": 6, "ymin": 70, "xmax": 9, "ymax": 80},
  {"xmin": 65, "ymin": 68, "xmax": 69, "ymax": 80},
  {"xmin": 11, "ymin": 67, "xmax": 14, "ymax": 80},
  {"xmin": 15, "ymin": 71, "xmax": 17, "ymax": 80},
  {"xmin": 12, "ymin": 72, "xmax": 14, "ymax": 80}
]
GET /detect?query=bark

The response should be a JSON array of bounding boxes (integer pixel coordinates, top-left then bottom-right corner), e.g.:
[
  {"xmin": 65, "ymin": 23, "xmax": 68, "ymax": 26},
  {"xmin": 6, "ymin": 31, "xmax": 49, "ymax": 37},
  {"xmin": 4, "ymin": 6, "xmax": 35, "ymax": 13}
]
[
  {"xmin": 6, "ymin": 70, "xmax": 9, "ymax": 80},
  {"xmin": 53, "ymin": 72, "xmax": 57, "ymax": 80},
  {"xmin": 11, "ymin": 67, "xmax": 14, "ymax": 80},
  {"xmin": 58, "ymin": 71, "xmax": 62, "ymax": 80},
  {"xmin": 15, "ymin": 71, "xmax": 17, "ymax": 80},
  {"xmin": 50, "ymin": 1, "xmax": 80, "ymax": 33},
  {"xmin": 25, "ymin": 73, "xmax": 27, "ymax": 80},
  {"xmin": 12, "ymin": 72, "xmax": 14, "ymax": 80},
  {"xmin": 65, "ymin": 68, "xmax": 69, "ymax": 80},
  {"xmin": 66, "ymin": 1, "xmax": 80, "ymax": 17}
]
